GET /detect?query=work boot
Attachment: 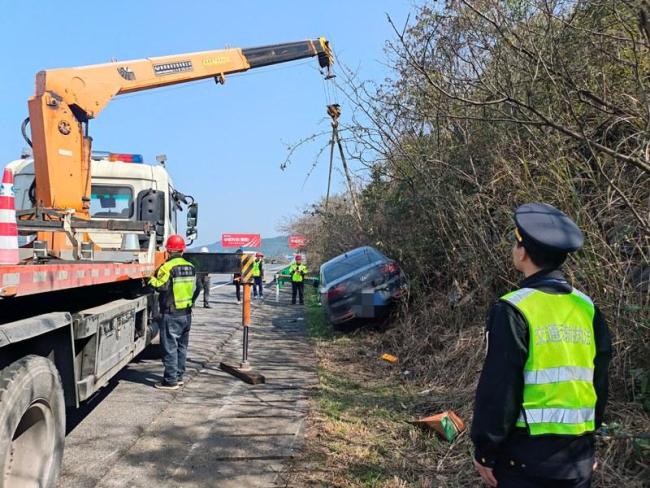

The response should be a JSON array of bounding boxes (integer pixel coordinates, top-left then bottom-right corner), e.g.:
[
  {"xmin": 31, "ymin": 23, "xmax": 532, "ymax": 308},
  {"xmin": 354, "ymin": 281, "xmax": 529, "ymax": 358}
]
[{"xmin": 154, "ymin": 381, "xmax": 179, "ymax": 391}]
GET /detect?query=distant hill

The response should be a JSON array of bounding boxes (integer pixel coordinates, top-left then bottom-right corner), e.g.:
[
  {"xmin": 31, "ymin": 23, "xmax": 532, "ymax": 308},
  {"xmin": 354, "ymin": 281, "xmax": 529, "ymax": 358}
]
[{"xmin": 190, "ymin": 235, "xmax": 291, "ymax": 259}]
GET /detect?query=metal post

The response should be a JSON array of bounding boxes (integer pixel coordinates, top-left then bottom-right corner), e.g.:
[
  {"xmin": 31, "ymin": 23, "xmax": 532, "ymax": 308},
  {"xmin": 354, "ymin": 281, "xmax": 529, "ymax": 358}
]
[
  {"xmin": 275, "ymin": 273, "xmax": 280, "ymax": 302},
  {"xmin": 240, "ymin": 282, "xmax": 252, "ymax": 370}
]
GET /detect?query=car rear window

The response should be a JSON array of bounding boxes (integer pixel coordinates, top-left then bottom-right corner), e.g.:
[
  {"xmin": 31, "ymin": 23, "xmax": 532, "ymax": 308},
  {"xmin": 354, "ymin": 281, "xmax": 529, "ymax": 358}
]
[{"xmin": 322, "ymin": 249, "xmax": 381, "ymax": 283}]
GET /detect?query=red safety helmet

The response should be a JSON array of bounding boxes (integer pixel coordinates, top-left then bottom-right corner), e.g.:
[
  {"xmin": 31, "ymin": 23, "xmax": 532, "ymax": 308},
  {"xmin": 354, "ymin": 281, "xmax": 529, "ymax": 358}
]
[
  {"xmin": 165, "ymin": 234, "xmax": 186, "ymax": 252},
  {"xmin": 255, "ymin": 252, "xmax": 264, "ymax": 257},
  {"xmin": 295, "ymin": 254, "xmax": 302, "ymax": 261}
]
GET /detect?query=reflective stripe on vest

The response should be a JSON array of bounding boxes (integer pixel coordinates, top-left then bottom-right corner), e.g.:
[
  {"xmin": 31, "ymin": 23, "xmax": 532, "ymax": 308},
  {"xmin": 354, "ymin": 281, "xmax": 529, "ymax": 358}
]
[
  {"xmin": 524, "ymin": 366, "xmax": 593, "ymax": 384},
  {"xmin": 253, "ymin": 261, "xmax": 261, "ymax": 277},
  {"xmin": 517, "ymin": 407, "xmax": 595, "ymax": 425},
  {"xmin": 501, "ymin": 287, "xmax": 597, "ymax": 436}
]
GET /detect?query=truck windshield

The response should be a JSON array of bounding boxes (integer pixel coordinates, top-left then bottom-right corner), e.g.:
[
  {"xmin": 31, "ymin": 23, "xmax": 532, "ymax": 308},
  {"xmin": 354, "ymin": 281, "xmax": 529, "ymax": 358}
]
[{"xmin": 90, "ymin": 185, "xmax": 133, "ymax": 219}]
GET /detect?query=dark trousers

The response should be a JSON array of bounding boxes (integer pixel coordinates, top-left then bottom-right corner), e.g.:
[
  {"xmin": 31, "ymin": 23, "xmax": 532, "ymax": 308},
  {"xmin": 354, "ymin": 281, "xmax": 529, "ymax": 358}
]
[
  {"xmin": 234, "ymin": 281, "xmax": 241, "ymax": 301},
  {"xmin": 197, "ymin": 274, "xmax": 210, "ymax": 306},
  {"xmin": 253, "ymin": 276, "xmax": 263, "ymax": 297},
  {"xmin": 495, "ymin": 466, "xmax": 592, "ymax": 488},
  {"xmin": 160, "ymin": 313, "xmax": 191, "ymax": 385},
  {"xmin": 291, "ymin": 281, "xmax": 304, "ymax": 304}
]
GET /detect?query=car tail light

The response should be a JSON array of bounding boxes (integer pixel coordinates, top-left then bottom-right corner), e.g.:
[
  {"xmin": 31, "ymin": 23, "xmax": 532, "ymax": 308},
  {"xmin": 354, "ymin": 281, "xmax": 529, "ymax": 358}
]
[
  {"xmin": 382, "ymin": 262, "xmax": 399, "ymax": 275},
  {"xmin": 327, "ymin": 284, "xmax": 347, "ymax": 300}
]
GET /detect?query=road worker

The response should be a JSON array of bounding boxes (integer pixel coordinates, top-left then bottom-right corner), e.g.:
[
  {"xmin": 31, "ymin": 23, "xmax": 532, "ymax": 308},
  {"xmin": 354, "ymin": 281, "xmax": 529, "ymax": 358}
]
[
  {"xmin": 252, "ymin": 252, "xmax": 265, "ymax": 300},
  {"xmin": 471, "ymin": 203, "xmax": 612, "ymax": 487},
  {"xmin": 196, "ymin": 246, "xmax": 212, "ymax": 308},
  {"xmin": 149, "ymin": 234, "xmax": 199, "ymax": 390},
  {"xmin": 289, "ymin": 254, "xmax": 308, "ymax": 305}
]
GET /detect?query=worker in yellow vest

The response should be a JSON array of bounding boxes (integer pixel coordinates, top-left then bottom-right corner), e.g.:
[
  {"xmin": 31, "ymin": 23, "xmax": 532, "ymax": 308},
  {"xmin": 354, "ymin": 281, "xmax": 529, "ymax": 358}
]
[
  {"xmin": 252, "ymin": 252, "xmax": 264, "ymax": 300},
  {"xmin": 471, "ymin": 203, "xmax": 611, "ymax": 487},
  {"xmin": 289, "ymin": 254, "xmax": 308, "ymax": 305},
  {"xmin": 149, "ymin": 234, "xmax": 199, "ymax": 390}
]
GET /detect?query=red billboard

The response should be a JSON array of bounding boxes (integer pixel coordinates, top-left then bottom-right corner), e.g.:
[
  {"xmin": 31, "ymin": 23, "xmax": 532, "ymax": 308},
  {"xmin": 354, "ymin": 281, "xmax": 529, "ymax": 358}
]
[
  {"xmin": 288, "ymin": 235, "xmax": 306, "ymax": 249},
  {"xmin": 221, "ymin": 233, "xmax": 261, "ymax": 248}
]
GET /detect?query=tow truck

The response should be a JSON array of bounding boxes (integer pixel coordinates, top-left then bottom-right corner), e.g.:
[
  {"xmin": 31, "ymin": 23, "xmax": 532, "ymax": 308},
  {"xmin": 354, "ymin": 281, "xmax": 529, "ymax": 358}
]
[{"xmin": 0, "ymin": 38, "xmax": 333, "ymax": 487}]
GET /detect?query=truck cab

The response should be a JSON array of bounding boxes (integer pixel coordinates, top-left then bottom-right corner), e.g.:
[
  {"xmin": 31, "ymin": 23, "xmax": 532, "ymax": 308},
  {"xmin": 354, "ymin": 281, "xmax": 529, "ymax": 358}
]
[{"xmin": 7, "ymin": 152, "xmax": 195, "ymax": 253}]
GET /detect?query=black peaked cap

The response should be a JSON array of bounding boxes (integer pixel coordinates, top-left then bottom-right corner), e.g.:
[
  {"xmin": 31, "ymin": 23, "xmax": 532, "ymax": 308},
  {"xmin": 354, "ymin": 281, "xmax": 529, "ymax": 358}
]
[{"xmin": 514, "ymin": 202, "xmax": 583, "ymax": 253}]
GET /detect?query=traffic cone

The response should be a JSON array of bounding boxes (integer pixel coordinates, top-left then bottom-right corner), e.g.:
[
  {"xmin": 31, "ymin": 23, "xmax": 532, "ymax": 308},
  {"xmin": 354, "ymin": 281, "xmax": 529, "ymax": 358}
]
[{"xmin": 0, "ymin": 168, "xmax": 19, "ymax": 264}]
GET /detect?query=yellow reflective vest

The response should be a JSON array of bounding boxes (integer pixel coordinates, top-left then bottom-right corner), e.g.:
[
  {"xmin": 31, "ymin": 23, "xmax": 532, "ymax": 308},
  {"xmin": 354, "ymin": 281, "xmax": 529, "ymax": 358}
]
[
  {"xmin": 150, "ymin": 257, "xmax": 196, "ymax": 312},
  {"xmin": 289, "ymin": 263, "xmax": 308, "ymax": 283},
  {"xmin": 501, "ymin": 287, "xmax": 597, "ymax": 436},
  {"xmin": 252, "ymin": 260, "xmax": 262, "ymax": 278}
]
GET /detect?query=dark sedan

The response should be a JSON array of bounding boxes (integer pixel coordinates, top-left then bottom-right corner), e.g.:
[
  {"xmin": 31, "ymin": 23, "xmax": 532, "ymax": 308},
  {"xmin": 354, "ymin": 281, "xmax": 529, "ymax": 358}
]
[{"xmin": 318, "ymin": 246, "xmax": 408, "ymax": 325}]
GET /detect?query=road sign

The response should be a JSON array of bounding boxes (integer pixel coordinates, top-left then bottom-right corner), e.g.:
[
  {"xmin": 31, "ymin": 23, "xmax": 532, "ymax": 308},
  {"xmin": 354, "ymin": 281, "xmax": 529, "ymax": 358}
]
[
  {"xmin": 222, "ymin": 233, "xmax": 261, "ymax": 248},
  {"xmin": 288, "ymin": 235, "xmax": 306, "ymax": 249},
  {"xmin": 240, "ymin": 253, "xmax": 256, "ymax": 283}
]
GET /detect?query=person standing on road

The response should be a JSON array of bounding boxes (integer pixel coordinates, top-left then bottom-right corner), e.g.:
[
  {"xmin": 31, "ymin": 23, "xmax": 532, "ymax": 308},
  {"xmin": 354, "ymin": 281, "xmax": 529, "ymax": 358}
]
[
  {"xmin": 289, "ymin": 254, "xmax": 308, "ymax": 305},
  {"xmin": 233, "ymin": 247, "xmax": 244, "ymax": 304},
  {"xmin": 471, "ymin": 203, "xmax": 612, "ymax": 488},
  {"xmin": 149, "ymin": 234, "xmax": 198, "ymax": 391},
  {"xmin": 196, "ymin": 246, "xmax": 212, "ymax": 308},
  {"xmin": 252, "ymin": 252, "xmax": 264, "ymax": 300},
  {"xmin": 233, "ymin": 271, "xmax": 242, "ymax": 304}
]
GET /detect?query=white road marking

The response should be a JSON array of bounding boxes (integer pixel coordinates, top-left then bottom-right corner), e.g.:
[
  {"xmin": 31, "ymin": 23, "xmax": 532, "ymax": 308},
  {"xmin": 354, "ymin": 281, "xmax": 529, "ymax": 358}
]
[{"xmin": 210, "ymin": 282, "xmax": 231, "ymax": 291}]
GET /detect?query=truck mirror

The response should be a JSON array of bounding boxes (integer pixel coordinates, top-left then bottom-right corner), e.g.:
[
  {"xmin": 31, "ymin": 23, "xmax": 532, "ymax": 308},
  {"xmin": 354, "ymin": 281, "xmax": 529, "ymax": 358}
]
[
  {"xmin": 187, "ymin": 203, "xmax": 198, "ymax": 228},
  {"xmin": 186, "ymin": 203, "xmax": 198, "ymax": 243}
]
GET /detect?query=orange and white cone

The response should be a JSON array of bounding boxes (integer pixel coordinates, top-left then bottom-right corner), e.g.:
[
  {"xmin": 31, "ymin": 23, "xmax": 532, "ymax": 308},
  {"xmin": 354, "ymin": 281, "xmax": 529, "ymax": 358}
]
[{"xmin": 0, "ymin": 168, "xmax": 19, "ymax": 264}]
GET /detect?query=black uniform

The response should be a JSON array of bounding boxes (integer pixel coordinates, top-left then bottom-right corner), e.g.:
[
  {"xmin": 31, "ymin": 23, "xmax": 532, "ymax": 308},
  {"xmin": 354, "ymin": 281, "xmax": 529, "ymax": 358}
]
[{"xmin": 471, "ymin": 269, "xmax": 612, "ymax": 484}]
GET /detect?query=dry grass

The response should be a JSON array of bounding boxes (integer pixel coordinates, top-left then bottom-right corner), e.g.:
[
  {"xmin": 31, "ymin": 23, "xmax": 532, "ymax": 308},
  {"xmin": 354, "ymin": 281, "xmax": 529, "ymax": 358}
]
[
  {"xmin": 280, "ymin": 293, "xmax": 482, "ymax": 487},
  {"xmin": 279, "ymin": 291, "xmax": 649, "ymax": 487}
]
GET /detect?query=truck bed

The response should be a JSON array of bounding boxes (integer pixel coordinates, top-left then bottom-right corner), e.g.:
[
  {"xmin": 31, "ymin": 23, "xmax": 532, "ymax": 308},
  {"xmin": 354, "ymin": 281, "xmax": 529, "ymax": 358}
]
[{"xmin": 0, "ymin": 262, "xmax": 156, "ymax": 298}]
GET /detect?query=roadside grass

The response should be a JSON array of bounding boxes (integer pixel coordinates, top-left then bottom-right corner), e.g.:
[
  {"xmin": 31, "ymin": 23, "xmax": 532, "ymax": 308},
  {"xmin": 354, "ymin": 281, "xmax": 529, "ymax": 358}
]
[
  {"xmin": 304, "ymin": 290, "xmax": 334, "ymax": 340},
  {"xmin": 280, "ymin": 289, "xmax": 474, "ymax": 487}
]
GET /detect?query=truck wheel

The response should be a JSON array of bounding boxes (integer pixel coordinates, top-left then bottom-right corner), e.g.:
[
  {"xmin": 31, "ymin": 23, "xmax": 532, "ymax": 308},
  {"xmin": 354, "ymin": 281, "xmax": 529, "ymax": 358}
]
[{"xmin": 0, "ymin": 355, "xmax": 65, "ymax": 488}]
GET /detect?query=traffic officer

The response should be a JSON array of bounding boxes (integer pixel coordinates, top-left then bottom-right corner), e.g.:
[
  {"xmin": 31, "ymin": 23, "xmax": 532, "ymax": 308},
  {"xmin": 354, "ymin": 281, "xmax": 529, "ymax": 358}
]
[
  {"xmin": 252, "ymin": 252, "xmax": 264, "ymax": 299},
  {"xmin": 471, "ymin": 203, "xmax": 612, "ymax": 487},
  {"xmin": 149, "ymin": 234, "xmax": 199, "ymax": 390},
  {"xmin": 196, "ymin": 246, "xmax": 212, "ymax": 308},
  {"xmin": 289, "ymin": 254, "xmax": 308, "ymax": 305}
]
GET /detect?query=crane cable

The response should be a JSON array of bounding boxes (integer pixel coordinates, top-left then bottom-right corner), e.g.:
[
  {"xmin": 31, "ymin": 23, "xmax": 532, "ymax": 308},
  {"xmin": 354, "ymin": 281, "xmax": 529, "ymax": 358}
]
[
  {"xmin": 321, "ymin": 56, "xmax": 361, "ymax": 224},
  {"xmin": 324, "ymin": 103, "xmax": 362, "ymax": 225}
]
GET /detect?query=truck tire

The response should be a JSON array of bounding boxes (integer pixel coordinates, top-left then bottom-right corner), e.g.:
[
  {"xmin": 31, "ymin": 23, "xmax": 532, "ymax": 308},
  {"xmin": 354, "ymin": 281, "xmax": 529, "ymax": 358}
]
[{"xmin": 0, "ymin": 355, "xmax": 65, "ymax": 488}]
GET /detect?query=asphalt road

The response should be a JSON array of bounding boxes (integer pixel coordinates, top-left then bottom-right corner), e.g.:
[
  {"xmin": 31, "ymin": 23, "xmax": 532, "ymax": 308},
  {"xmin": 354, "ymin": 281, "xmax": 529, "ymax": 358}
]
[{"xmin": 57, "ymin": 270, "xmax": 315, "ymax": 487}]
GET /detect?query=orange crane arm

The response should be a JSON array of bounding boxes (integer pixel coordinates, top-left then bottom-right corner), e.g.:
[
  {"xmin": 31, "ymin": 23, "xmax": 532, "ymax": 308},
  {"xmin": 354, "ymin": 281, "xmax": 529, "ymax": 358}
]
[{"xmin": 27, "ymin": 38, "xmax": 333, "ymax": 214}]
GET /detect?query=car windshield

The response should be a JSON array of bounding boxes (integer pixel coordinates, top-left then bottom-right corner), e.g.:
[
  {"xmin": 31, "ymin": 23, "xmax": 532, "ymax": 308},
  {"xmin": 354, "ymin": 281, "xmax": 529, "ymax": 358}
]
[
  {"xmin": 322, "ymin": 249, "xmax": 381, "ymax": 283},
  {"xmin": 90, "ymin": 185, "xmax": 133, "ymax": 219}
]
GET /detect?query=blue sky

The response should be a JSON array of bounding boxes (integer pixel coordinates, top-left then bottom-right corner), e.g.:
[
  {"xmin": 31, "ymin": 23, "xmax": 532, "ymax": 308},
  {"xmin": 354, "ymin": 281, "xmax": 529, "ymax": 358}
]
[{"xmin": 0, "ymin": 1, "xmax": 412, "ymax": 245}]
